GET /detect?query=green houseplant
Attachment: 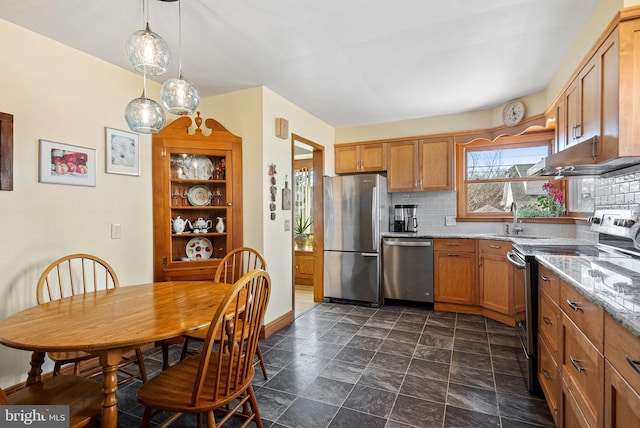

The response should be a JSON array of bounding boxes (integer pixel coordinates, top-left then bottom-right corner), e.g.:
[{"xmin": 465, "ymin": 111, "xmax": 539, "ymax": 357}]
[{"xmin": 294, "ymin": 216, "xmax": 313, "ymax": 249}]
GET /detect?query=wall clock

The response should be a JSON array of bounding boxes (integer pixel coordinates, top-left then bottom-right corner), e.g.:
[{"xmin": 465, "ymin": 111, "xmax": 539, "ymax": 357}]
[{"xmin": 502, "ymin": 100, "xmax": 525, "ymax": 126}]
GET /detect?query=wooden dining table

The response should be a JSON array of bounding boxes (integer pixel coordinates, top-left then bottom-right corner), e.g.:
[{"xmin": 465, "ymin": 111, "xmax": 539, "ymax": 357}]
[{"xmin": 0, "ymin": 280, "xmax": 234, "ymax": 428}]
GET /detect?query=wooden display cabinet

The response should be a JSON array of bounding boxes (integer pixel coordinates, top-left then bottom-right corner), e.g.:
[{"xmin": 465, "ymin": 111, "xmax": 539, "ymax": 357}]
[{"xmin": 152, "ymin": 114, "xmax": 242, "ymax": 281}]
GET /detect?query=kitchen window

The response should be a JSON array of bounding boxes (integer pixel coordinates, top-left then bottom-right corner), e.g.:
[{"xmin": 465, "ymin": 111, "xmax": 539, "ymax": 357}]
[{"xmin": 455, "ymin": 132, "xmax": 559, "ymax": 220}]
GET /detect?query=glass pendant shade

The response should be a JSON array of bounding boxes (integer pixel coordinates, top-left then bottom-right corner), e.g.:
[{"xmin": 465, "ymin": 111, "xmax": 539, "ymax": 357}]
[
  {"xmin": 126, "ymin": 23, "xmax": 171, "ymax": 76},
  {"xmin": 161, "ymin": 74, "xmax": 200, "ymax": 115},
  {"xmin": 124, "ymin": 93, "xmax": 166, "ymax": 134}
]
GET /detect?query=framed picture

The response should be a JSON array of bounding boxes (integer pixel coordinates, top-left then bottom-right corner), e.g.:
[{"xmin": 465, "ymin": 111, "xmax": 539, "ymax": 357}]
[
  {"xmin": 105, "ymin": 127, "xmax": 140, "ymax": 176},
  {"xmin": 39, "ymin": 139, "xmax": 96, "ymax": 187}
]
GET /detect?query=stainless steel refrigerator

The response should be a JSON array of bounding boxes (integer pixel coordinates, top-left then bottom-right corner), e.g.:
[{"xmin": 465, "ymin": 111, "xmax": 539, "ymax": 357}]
[{"xmin": 323, "ymin": 174, "xmax": 389, "ymax": 306}]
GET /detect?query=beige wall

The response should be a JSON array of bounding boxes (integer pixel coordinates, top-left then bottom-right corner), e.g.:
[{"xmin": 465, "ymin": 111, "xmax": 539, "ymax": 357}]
[
  {"xmin": 197, "ymin": 87, "xmax": 334, "ymax": 324},
  {"xmin": 0, "ymin": 19, "xmax": 158, "ymax": 386}
]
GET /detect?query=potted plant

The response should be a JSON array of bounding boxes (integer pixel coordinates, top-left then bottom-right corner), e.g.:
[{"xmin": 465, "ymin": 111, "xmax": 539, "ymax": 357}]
[{"xmin": 294, "ymin": 216, "xmax": 313, "ymax": 249}]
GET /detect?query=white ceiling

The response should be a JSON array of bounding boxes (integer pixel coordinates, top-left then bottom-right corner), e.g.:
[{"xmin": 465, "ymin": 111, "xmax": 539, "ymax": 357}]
[{"xmin": 0, "ymin": 0, "xmax": 600, "ymax": 128}]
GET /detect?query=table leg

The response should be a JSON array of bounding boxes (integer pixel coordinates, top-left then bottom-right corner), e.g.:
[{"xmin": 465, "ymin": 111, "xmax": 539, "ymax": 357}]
[
  {"xmin": 25, "ymin": 351, "xmax": 44, "ymax": 386},
  {"xmin": 97, "ymin": 350, "xmax": 123, "ymax": 428}
]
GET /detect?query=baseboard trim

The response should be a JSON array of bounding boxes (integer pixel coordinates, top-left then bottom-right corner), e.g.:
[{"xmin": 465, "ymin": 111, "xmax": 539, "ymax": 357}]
[{"xmin": 261, "ymin": 310, "xmax": 294, "ymax": 339}]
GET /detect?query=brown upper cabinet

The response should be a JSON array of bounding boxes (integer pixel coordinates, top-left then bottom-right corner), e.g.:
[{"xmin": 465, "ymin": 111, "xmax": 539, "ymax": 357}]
[
  {"xmin": 334, "ymin": 142, "xmax": 387, "ymax": 174},
  {"xmin": 387, "ymin": 136, "xmax": 453, "ymax": 192},
  {"xmin": 549, "ymin": 9, "xmax": 640, "ymax": 163}
]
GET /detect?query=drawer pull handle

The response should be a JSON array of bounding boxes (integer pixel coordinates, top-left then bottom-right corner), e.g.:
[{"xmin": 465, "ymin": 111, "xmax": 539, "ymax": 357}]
[
  {"xmin": 570, "ymin": 356, "xmax": 585, "ymax": 373},
  {"xmin": 489, "ymin": 245, "xmax": 501, "ymax": 249},
  {"xmin": 447, "ymin": 253, "xmax": 460, "ymax": 257},
  {"xmin": 542, "ymin": 369, "xmax": 552, "ymax": 381},
  {"xmin": 566, "ymin": 300, "xmax": 582, "ymax": 312},
  {"xmin": 626, "ymin": 355, "xmax": 640, "ymax": 374},
  {"xmin": 540, "ymin": 275, "xmax": 550, "ymax": 282},
  {"xmin": 447, "ymin": 243, "xmax": 461, "ymax": 246},
  {"xmin": 543, "ymin": 316, "xmax": 552, "ymax": 325}
]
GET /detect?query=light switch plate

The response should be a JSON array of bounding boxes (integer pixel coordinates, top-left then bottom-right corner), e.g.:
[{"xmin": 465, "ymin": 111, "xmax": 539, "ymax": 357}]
[
  {"xmin": 111, "ymin": 224, "xmax": 122, "ymax": 239},
  {"xmin": 284, "ymin": 219, "xmax": 290, "ymax": 231},
  {"xmin": 445, "ymin": 216, "xmax": 456, "ymax": 226}
]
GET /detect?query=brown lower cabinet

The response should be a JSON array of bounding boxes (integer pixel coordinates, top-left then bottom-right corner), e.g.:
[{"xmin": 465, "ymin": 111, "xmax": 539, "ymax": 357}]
[
  {"xmin": 434, "ymin": 238, "xmax": 517, "ymax": 326},
  {"xmin": 536, "ymin": 277, "xmax": 640, "ymax": 427},
  {"xmin": 434, "ymin": 238, "xmax": 477, "ymax": 309}
]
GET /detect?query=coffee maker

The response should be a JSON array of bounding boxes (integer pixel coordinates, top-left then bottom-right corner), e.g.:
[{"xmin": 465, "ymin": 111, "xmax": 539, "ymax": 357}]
[
  {"xmin": 393, "ymin": 205, "xmax": 405, "ymax": 231},
  {"xmin": 393, "ymin": 204, "xmax": 419, "ymax": 232},
  {"xmin": 404, "ymin": 204, "xmax": 418, "ymax": 232}
]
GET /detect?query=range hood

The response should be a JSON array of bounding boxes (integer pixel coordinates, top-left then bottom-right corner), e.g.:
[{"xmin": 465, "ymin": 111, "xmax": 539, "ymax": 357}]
[{"xmin": 527, "ymin": 136, "xmax": 640, "ymax": 177}]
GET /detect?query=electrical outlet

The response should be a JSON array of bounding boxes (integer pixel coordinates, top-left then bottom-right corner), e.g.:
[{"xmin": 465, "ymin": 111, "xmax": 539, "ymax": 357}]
[
  {"xmin": 111, "ymin": 224, "xmax": 122, "ymax": 239},
  {"xmin": 284, "ymin": 219, "xmax": 290, "ymax": 231},
  {"xmin": 445, "ymin": 216, "xmax": 457, "ymax": 226}
]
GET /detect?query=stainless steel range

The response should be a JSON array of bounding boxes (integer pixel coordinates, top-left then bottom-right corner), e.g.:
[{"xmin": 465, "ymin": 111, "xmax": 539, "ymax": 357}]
[{"xmin": 507, "ymin": 207, "xmax": 640, "ymax": 394}]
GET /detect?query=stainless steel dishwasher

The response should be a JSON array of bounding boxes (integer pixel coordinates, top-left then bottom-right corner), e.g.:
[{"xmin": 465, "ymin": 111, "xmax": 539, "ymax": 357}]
[{"xmin": 382, "ymin": 237, "xmax": 434, "ymax": 303}]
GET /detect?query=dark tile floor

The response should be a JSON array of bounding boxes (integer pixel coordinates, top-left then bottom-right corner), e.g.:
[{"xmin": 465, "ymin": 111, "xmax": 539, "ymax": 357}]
[{"xmin": 110, "ymin": 302, "xmax": 555, "ymax": 427}]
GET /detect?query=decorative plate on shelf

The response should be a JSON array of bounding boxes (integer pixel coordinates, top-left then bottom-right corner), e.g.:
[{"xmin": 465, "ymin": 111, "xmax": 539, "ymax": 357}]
[
  {"xmin": 185, "ymin": 237, "xmax": 213, "ymax": 260},
  {"xmin": 185, "ymin": 155, "xmax": 213, "ymax": 179},
  {"xmin": 187, "ymin": 185, "xmax": 212, "ymax": 206}
]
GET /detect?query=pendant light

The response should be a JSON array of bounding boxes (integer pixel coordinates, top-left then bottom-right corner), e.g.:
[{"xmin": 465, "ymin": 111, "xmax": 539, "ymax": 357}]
[
  {"xmin": 161, "ymin": 0, "xmax": 199, "ymax": 115},
  {"xmin": 126, "ymin": 0, "xmax": 171, "ymax": 76},
  {"xmin": 125, "ymin": 75, "xmax": 166, "ymax": 133}
]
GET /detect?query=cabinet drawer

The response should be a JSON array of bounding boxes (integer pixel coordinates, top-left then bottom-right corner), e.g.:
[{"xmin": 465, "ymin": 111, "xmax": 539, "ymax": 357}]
[
  {"xmin": 539, "ymin": 335, "xmax": 559, "ymax": 423},
  {"xmin": 562, "ymin": 315, "xmax": 604, "ymax": 428},
  {"xmin": 538, "ymin": 265, "xmax": 560, "ymax": 304},
  {"xmin": 560, "ymin": 280, "xmax": 604, "ymax": 352},
  {"xmin": 478, "ymin": 240, "xmax": 510, "ymax": 256},
  {"xmin": 434, "ymin": 238, "xmax": 476, "ymax": 252},
  {"xmin": 605, "ymin": 314, "xmax": 640, "ymax": 394},
  {"xmin": 539, "ymin": 291, "xmax": 560, "ymax": 360}
]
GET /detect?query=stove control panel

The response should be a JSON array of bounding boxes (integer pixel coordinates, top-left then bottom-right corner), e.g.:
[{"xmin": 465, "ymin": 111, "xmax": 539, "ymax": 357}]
[{"xmin": 590, "ymin": 209, "xmax": 639, "ymax": 236}]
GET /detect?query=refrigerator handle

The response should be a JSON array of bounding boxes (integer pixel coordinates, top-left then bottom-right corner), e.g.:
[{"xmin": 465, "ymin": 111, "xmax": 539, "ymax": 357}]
[{"xmin": 372, "ymin": 186, "xmax": 377, "ymax": 249}]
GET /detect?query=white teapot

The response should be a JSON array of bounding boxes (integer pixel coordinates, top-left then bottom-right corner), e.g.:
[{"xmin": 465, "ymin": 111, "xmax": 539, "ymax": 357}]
[
  {"xmin": 192, "ymin": 217, "xmax": 213, "ymax": 233},
  {"xmin": 172, "ymin": 216, "xmax": 189, "ymax": 234}
]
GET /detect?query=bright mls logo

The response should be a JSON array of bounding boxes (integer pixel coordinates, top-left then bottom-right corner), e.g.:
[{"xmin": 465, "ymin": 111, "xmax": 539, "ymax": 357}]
[{"xmin": 1, "ymin": 405, "xmax": 69, "ymax": 427}]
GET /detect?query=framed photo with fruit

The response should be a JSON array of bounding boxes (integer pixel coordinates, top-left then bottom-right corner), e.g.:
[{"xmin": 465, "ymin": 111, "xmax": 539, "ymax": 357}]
[
  {"xmin": 39, "ymin": 139, "xmax": 96, "ymax": 187},
  {"xmin": 105, "ymin": 127, "xmax": 139, "ymax": 176}
]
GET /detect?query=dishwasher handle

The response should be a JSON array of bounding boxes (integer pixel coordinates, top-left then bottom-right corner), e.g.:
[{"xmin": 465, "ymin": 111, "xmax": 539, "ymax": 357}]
[
  {"xmin": 384, "ymin": 240, "xmax": 432, "ymax": 247},
  {"xmin": 506, "ymin": 251, "xmax": 526, "ymax": 269}
]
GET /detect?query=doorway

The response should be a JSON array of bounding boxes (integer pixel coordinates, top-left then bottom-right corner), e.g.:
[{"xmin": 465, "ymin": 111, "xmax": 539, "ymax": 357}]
[{"xmin": 292, "ymin": 135, "xmax": 324, "ymax": 317}]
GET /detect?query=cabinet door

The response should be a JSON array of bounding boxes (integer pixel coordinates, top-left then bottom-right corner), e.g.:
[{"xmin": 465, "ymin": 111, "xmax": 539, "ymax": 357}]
[
  {"xmin": 418, "ymin": 137, "xmax": 452, "ymax": 191},
  {"xmin": 564, "ymin": 79, "xmax": 580, "ymax": 150},
  {"xmin": 478, "ymin": 252, "xmax": 512, "ymax": 316},
  {"xmin": 434, "ymin": 251, "xmax": 477, "ymax": 305},
  {"xmin": 577, "ymin": 57, "xmax": 600, "ymax": 143},
  {"xmin": 600, "ymin": 27, "xmax": 620, "ymax": 162},
  {"xmin": 360, "ymin": 143, "xmax": 387, "ymax": 172},
  {"xmin": 335, "ymin": 145, "xmax": 360, "ymax": 173},
  {"xmin": 387, "ymin": 140, "xmax": 418, "ymax": 192},
  {"xmin": 555, "ymin": 96, "xmax": 567, "ymax": 153},
  {"xmin": 605, "ymin": 362, "xmax": 640, "ymax": 428}
]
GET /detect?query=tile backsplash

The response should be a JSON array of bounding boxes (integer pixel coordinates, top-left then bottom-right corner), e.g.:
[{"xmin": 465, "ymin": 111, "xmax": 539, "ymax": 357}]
[
  {"xmin": 389, "ymin": 167, "xmax": 640, "ymax": 239},
  {"xmin": 595, "ymin": 170, "xmax": 640, "ymax": 209}
]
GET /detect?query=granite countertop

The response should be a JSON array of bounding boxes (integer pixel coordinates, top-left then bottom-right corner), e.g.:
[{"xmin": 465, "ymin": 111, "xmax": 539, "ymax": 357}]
[{"xmin": 536, "ymin": 254, "xmax": 640, "ymax": 339}]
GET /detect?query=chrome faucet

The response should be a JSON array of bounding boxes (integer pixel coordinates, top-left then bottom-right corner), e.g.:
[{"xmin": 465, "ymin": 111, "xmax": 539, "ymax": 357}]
[{"xmin": 510, "ymin": 202, "xmax": 524, "ymax": 235}]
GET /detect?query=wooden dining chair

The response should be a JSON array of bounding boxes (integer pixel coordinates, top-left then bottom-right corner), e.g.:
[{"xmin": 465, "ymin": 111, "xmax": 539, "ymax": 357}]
[
  {"xmin": 180, "ymin": 247, "xmax": 269, "ymax": 379},
  {"xmin": 36, "ymin": 253, "xmax": 148, "ymax": 385},
  {"xmin": 138, "ymin": 269, "xmax": 271, "ymax": 428},
  {"xmin": 1, "ymin": 376, "xmax": 102, "ymax": 428}
]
